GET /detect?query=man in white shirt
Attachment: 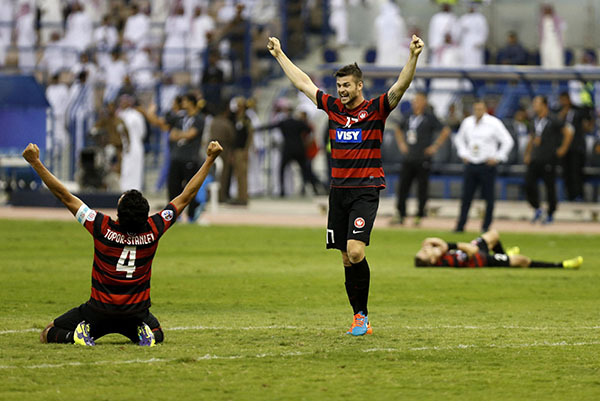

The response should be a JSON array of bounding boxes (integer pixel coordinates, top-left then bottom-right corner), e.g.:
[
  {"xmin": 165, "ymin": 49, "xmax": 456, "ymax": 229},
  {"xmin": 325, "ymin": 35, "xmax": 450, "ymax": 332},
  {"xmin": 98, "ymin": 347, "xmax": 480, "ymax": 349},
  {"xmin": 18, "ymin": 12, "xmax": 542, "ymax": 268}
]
[
  {"xmin": 454, "ymin": 100, "xmax": 514, "ymax": 232},
  {"xmin": 16, "ymin": 3, "xmax": 37, "ymax": 73}
]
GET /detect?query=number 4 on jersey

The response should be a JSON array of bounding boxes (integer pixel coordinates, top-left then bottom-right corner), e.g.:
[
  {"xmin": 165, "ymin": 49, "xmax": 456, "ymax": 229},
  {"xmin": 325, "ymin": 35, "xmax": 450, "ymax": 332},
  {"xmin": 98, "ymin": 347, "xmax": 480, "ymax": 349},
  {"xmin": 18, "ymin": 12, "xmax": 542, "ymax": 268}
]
[{"xmin": 116, "ymin": 246, "xmax": 137, "ymax": 278}]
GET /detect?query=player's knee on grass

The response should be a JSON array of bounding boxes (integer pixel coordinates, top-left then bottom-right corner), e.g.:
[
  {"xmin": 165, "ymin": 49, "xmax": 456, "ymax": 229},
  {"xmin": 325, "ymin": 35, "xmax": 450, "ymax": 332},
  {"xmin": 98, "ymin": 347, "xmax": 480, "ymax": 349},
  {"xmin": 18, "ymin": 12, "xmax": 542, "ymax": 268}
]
[
  {"xmin": 40, "ymin": 322, "xmax": 54, "ymax": 343},
  {"xmin": 510, "ymin": 254, "xmax": 530, "ymax": 267}
]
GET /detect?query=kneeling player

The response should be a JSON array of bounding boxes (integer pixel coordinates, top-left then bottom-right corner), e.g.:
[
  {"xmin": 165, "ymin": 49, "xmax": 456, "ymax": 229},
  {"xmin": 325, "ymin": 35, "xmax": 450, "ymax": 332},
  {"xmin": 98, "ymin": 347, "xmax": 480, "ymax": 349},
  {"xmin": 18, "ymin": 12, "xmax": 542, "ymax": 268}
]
[
  {"xmin": 414, "ymin": 229, "xmax": 582, "ymax": 269},
  {"xmin": 23, "ymin": 141, "xmax": 222, "ymax": 346}
]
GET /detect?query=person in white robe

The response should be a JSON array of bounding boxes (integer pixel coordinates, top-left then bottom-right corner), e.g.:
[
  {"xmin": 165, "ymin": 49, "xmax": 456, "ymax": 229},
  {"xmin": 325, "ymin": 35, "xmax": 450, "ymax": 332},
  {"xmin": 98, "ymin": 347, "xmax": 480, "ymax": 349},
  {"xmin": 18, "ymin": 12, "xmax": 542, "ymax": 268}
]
[
  {"xmin": 129, "ymin": 47, "xmax": 156, "ymax": 91},
  {"xmin": 329, "ymin": 0, "xmax": 349, "ymax": 46},
  {"xmin": 188, "ymin": 6, "xmax": 215, "ymax": 84},
  {"xmin": 374, "ymin": 0, "xmax": 408, "ymax": 67},
  {"xmin": 46, "ymin": 74, "xmax": 70, "ymax": 153},
  {"xmin": 102, "ymin": 50, "xmax": 128, "ymax": 104},
  {"xmin": 63, "ymin": 2, "xmax": 93, "ymax": 54},
  {"xmin": 38, "ymin": 32, "xmax": 68, "ymax": 77},
  {"xmin": 16, "ymin": 3, "xmax": 37, "ymax": 73},
  {"xmin": 456, "ymin": 4, "xmax": 488, "ymax": 67},
  {"xmin": 427, "ymin": 3, "xmax": 457, "ymax": 67},
  {"xmin": 93, "ymin": 15, "xmax": 119, "ymax": 68},
  {"xmin": 162, "ymin": 5, "xmax": 189, "ymax": 72},
  {"xmin": 123, "ymin": 4, "xmax": 151, "ymax": 52},
  {"xmin": 429, "ymin": 33, "xmax": 465, "ymax": 119},
  {"xmin": 118, "ymin": 95, "xmax": 147, "ymax": 192},
  {"xmin": 0, "ymin": 0, "xmax": 13, "ymax": 66},
  {"xmin": 539, "ymin": 4, "xmax": 566, "ymax": 69}
]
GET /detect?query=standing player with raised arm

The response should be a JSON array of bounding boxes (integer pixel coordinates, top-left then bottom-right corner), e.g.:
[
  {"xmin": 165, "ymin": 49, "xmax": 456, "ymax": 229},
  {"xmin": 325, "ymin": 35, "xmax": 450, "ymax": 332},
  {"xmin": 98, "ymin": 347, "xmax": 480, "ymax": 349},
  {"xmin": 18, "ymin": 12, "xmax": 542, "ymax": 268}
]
[
  {"xmin": 23, "ymin": 141, "xmax": 222, "ymax": 346},
  {"xmin": 268, "ymin": 35, "xmax": 424, "ymax": 336}
]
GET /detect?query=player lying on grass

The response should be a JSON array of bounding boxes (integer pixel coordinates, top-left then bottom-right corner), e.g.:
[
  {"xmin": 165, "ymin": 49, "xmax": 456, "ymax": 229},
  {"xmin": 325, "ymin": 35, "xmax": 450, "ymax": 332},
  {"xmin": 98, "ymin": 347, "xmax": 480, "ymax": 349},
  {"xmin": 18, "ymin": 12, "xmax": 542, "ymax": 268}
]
[
  {"xmin": 23, "ymin": 141, "xmax": 223, "ymax": 346},
  {"xmin": 414, "ymin": 229, "xmax": 582, "ymax": 269}
]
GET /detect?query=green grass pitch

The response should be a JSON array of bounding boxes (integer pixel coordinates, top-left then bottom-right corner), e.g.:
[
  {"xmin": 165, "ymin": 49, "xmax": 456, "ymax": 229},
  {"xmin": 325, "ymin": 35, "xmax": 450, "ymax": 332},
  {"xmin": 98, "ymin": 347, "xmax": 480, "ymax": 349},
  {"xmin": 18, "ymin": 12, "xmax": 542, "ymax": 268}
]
[{"xmin": 0, "ymin": 219, "xmax": 599, "ymax": 400}]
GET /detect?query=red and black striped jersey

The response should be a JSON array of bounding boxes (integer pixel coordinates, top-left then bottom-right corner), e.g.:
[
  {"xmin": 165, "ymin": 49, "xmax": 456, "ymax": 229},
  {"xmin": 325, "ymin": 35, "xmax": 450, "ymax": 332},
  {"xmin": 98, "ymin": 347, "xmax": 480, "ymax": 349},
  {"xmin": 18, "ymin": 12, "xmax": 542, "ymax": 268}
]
[
  {"xmin": 78, "ymin": 203, "xmax": 178, "ymax": 314},
  {"xmin": 435, "ymin": 250, "xmax": 486, "ymax": 268},
  {"xmin": 316, "ymin": 89, "xmax": 392, "ymax": 188}
]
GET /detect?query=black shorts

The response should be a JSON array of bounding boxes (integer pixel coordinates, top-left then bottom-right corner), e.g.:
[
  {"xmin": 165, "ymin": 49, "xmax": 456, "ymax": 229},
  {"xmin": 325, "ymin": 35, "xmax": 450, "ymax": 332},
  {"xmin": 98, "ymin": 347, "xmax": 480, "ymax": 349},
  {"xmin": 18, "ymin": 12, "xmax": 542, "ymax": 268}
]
[
  {"xmin": 326, "ymin": 187, "xmax": 380, "ymax": 251},
  {"xmin": 471, "ymin": 236, "xmax": 510, "ymax": 267},
  {"xmin": 53, "ymin": 302, "xmax": 162, "ymax": 343}
]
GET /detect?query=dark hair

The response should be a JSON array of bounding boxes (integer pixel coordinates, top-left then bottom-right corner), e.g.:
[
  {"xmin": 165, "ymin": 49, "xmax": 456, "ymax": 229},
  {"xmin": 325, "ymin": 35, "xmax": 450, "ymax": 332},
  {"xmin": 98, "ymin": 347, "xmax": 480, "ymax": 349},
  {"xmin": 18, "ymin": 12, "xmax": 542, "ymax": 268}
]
[
  {"xmin": 117, "ymin": 189, "xmax": 149, "ymax": 233},
  {"xmin": 535, "ymin": 95, "xmax": 548, "ymax": 106},
  {"xmin": 414, "ymin": 256, "xmax": 430, "ymax": 267},
  {"xmin": 334, "ymin": 62, "xmax": 363, "ymax": 82},
  {"xmin": 182, "ymin": 93, "xmax": 197, "ymax": 105}
]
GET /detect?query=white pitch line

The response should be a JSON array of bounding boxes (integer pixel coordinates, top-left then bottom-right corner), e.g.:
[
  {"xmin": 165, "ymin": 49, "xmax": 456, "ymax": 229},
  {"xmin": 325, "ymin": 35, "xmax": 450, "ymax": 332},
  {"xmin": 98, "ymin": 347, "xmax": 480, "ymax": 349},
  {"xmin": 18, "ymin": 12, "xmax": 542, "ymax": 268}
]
[
  {"xmin": 2, "ymin": 325, "xmax": 599, "ymax": 335},
  {"xmin": 0, "ymin": 341, "xmax": 598, "ymax": 370}
]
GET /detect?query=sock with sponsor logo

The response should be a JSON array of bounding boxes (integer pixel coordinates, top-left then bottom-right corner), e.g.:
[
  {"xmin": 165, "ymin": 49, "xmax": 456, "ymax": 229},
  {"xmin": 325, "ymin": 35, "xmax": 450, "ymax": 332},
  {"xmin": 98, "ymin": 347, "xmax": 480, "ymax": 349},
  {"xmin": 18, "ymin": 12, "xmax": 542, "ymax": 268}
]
[
  {"xmin": 46, "ymin": 327, "xmax": 74, "ymax": 343},
  {"xmin": 352, "ymin": 258, "xmax": 370, "ymax": 316}
]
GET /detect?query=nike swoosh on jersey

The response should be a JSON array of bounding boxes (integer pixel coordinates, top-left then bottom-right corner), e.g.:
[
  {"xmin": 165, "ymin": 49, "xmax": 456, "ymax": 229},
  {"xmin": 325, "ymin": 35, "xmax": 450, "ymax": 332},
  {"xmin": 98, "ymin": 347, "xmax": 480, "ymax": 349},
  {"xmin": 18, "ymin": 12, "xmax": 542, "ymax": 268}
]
[{"xmin": 352, "ymin": 230, "xmax": 364, "ymax": 234}]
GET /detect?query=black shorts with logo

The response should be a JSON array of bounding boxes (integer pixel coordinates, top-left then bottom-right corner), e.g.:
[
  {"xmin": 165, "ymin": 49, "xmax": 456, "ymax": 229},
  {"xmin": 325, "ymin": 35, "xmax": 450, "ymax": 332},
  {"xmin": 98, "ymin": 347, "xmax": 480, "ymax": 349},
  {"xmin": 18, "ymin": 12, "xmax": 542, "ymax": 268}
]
[
  {"xmin": 326, "ymin": 187, "xmax": 380, "ymax": 251},
  {"xmin": 471, "ymin": 236, "xmax": 510, "ymax": 267},
  {"xmin": 53, "ymin": 302, "xmax": 162, "ymax": 343}
]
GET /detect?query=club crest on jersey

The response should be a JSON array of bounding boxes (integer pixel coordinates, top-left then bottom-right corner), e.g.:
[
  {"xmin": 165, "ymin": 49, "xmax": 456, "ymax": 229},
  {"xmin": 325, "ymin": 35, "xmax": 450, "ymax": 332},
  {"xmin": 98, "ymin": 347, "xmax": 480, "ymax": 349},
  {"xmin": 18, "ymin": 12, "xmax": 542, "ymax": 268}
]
[
  {"xmin": 354, "ymin": 217, "xmax": 366, "ymax": 229},
  {"xmin": 161, "ymin": 210, "xmax": 174, "ymax": 221},
  {"xmin": 336, "ymin": 128, "xmax": 362, "ymax": 143},
  {"xmin": 358, "ymin": 110, "xmax": 368, "ymax": 120}
]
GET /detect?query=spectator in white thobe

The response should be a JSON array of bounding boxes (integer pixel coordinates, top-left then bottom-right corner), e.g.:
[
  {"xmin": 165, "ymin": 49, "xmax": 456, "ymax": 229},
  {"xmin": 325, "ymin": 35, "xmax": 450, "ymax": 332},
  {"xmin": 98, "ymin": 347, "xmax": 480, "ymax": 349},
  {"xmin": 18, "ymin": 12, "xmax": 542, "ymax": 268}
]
[
  {"xmin": 16, "ymin": 3, "xmax": 37, "ymax": 73},
  {"xmin": 429, "ymin": 33, "xmax": 465, "ymax": 119},
  {"xmin": 456, "ymin": 5, "xmax": 488, "ymax": 67},
  {"xmin": 188, "ymin": 6, "xmax": 215, "ymax": 84},
  {"xmin": 162, "ymin": 5, "xmax": 189, "ymax": 72},
  {"xmin": 63, "ymin": 2, "xmax": 93, "ymax": 54},
  {"xmin": 374, "ymin": 0, "xmax": 408, "ymax": 67},
  {"xmin": 37, "ymin": 0, "xmax": 62, "ymax": 44},
  {"xmin": 94, "ymin": 15, "xmax": 119, "ymax": 68},
  {"xmin": 123, "ymin": 4, "xmax": 151, "ymax": 52},
  {"xmin": 46, "ymin": 74, "xmax": 70, "ymax": 152},
  {"xmin": 71, "ymin": 52, "xmax": 98, "ymax": 86},
  {"xmin": 539, "ymin": 4, "xmax": 566, "ymax": 69},
  {"xmin": 129, "ymin": 47, "xmax": 156, "ymax": 90},
  {"xmin": 118, "ymin": 95, "xmax": 147, "ymax": 191},
  {"xmin": 329, "ymin": 0, "xmax": 349, "ymax": 46},
  {"xmin": 38, "ymin": 32, "xmax": 69, "ymax": 77},
  {"xmin": 0, "ymin": 0, "xmax": 13, "ymax": 67},
  {"xmin": 427, "ymin": 3, "xmax": 457, "ymax": 67},
  {"xmin": 103, "ymin": 50, "xmax": 128, "ymax": 104}
]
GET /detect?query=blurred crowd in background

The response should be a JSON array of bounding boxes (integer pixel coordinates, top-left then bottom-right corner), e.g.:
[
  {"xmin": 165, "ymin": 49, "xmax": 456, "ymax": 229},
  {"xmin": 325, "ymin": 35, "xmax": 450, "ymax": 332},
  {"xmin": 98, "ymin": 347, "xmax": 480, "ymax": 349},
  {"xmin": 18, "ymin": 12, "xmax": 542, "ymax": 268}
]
[{"xmin": 1, "ymin": 0, "xmax": 600, "ymax": 222}]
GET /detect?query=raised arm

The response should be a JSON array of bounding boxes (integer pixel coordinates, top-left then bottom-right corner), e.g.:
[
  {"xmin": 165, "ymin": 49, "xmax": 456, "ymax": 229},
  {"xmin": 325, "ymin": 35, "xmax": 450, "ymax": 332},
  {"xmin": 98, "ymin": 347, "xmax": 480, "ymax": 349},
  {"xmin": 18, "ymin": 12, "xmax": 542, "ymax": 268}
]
[
  {"xmin": 170, "ymin": 141, "xmax": 223, "ymax": 213},
  {"xmin": 268, "ymin": 37, "xmax": 319, "ymax": 105},
  {"xmin": 387, "ymin": 35, "xmax": 424, "ymax": 109},
  {"xmin": 22, "ymin": 143, "xmax": 83, "ymax": 216}
]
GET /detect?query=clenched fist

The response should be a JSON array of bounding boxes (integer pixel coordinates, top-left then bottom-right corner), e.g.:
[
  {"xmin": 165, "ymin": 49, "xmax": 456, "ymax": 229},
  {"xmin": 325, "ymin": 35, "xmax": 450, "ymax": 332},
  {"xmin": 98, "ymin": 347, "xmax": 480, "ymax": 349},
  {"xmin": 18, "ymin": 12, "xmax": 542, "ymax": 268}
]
[{"xmin": 22, "ymin": 143, "xmax": 40, "ymax": 165}]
